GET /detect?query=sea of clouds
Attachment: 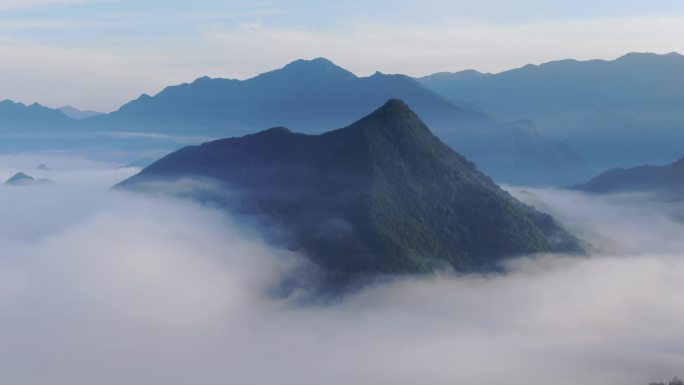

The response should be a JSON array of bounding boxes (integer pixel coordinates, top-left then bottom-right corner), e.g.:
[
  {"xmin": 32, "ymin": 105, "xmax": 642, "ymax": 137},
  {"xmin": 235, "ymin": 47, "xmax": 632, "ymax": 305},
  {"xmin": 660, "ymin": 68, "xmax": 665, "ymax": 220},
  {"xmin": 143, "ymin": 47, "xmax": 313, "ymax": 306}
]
[{"xmin": 0, "ymin": 153, "xmax": 682, "ymax": 385}]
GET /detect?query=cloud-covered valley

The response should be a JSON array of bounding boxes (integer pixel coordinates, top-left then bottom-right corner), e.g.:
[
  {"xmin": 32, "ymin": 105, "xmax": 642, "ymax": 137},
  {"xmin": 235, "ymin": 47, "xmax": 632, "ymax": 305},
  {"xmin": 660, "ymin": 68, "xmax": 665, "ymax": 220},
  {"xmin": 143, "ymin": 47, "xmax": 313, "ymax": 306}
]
[{"xmin": 0, "ymin": 154, "xmax": 682, "ymax": 385}]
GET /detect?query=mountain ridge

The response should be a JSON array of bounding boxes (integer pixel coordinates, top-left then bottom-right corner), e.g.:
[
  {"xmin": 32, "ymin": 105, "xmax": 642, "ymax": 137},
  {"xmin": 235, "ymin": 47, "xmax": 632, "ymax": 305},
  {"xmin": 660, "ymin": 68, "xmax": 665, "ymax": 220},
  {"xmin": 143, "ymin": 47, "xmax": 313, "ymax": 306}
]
[
  {"xmin": 417, "ymin": 51, "xmax": 684, "ymax": 175},
  {"xmin": 1, "ymin": 57, "xmax": 590, "ymax": 184},
  {"xmin": 0, "ymin": 99, "xmax": 73, "ymax": 130}
]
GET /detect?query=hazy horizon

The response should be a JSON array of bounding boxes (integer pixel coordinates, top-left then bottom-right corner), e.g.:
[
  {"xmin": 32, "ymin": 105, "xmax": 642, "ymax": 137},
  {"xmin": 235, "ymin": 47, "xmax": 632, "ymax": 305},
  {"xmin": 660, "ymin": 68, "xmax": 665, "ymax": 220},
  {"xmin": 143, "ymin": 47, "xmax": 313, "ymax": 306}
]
[
  {"xmin": 1, "ymin": 0, "xmax": 684, "ymax": 111},
  {"xmin": 3, "ymin": 51, "xmax": 682, "ymax": 114}
]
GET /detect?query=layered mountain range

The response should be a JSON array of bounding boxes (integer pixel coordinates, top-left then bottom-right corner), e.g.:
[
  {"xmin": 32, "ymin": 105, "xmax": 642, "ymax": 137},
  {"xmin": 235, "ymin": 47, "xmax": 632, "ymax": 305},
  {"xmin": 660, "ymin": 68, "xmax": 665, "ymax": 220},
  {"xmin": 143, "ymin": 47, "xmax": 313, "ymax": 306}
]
[
  {"xmin": 3, "ymin": 52, "xmax": 684, "ymax": 185},
  {"xmin": 0, "ymin": 58, "xmax": 580, "ymax": 185},
  {"xmin": 418, "ymin": 52, "xmax": 684, "ymax": 171},
  {"xmin": 92, "ymin": 58, "xmax": 578, "ymax": 184}
]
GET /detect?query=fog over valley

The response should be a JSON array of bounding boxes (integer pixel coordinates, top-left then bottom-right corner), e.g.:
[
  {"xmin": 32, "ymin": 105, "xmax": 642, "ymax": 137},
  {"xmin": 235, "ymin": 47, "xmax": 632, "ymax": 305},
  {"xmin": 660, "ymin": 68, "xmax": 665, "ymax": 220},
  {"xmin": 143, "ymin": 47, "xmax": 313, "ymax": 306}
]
[
  {"xmin": 1, "ymin": 2, "xmax": 683, "ymax": 383},
  {"xmin": 0, "ymin": 154, "xmax": 681, "ymax": 385}
]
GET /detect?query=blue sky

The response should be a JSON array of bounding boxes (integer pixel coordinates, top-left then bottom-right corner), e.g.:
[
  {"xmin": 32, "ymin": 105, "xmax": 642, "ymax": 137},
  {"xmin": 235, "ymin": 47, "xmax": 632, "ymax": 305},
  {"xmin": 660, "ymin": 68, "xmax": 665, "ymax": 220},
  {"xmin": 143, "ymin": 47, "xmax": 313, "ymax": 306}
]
[{"xmin": 1, "ymin": 0, "xmax": 683, "ymax": 111}]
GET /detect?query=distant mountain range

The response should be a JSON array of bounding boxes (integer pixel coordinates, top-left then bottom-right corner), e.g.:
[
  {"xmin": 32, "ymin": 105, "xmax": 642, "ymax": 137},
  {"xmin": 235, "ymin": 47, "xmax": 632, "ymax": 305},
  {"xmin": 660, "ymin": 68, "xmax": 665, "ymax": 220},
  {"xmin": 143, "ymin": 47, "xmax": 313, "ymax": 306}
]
[
  {"xmin": 3, "ymin": 52, "xmax": 683, "ymax": 185},
  {"xmin": 573, "ymin": 157, "xmax": 684, "ymax": 197},
  {"xmin": 0, "ymin": 99, "xmax": 73, "ymax": 131},
  {"xmin": 86, "ymin": 57, "xmax": 577, "ymax": 185},
  {"xmin": 119, "ymin": 100, "xmax": 582, "ymax": 285},
  {"xmin": 418, "ymin": 52, "xmax": 684, "ymax": 171},
  {"xmin": 0, "ymin": 58, "xmax": 580, "ymax": 184},
  {"xmin": 0, "ymin": 100, "xmax": 197, "ymax": 161},
  {"xmin": 97, "ymin": 58, "xmax": 482, "ymax": 133},
  {"xmin": 0, "ymin": 101, "xmax": 102, "ymax": 127},
  {"xmin": 418, "ymin": 52, "xmax": 684, "ymax": 128}
]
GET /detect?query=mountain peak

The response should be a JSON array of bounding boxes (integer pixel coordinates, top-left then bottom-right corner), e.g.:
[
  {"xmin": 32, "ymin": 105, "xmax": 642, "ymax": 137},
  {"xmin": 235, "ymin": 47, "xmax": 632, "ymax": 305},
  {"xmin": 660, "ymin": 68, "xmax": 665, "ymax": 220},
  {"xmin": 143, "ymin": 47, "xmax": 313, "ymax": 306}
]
[
  {"xmin": 192, "ymin": 75, "xmax": 213, "ymax": 84},
  {"xmin": 273, "ymin": 57, "xmax": 357, "ymax": 80},
  {"xmin": 354, "ymin": 99, "xmax": 425, "ymax": 131},
  {"xmin": 284, "ymin": 57, "xmax": 336, "ymax": 69},
  {"xmin": 119, "ymin": 100, "xmax": 581, "ymax": 284},
  {"xmin": 371, "ymin": 99, "xmax": 416, "ymax": 119},
  {"xmin": 337, "ymin": 99, "xmax": 442, "ymax": 150},
  {"xmin": 377, "ymin": 98, "xmax": 410, "ymax": 110}
]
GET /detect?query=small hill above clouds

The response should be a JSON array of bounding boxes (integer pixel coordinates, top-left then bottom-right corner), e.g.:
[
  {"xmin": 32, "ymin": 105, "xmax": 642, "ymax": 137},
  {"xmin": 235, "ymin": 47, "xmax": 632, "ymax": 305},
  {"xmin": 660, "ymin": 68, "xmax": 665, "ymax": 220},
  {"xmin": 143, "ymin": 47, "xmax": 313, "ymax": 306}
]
[
  {"xmin": 5, "ymin": 172, "xmax": 34, "ymax": 185},
  {"xmin": 4, "ymin": 172, "xmax": 51, "ymax": 186},
  {"xmin": 255, "ymin": 57, "xmax": 358, "ymax": 83},
  {"xmin": 572, "ymin": 157, "xmax": 684, "ymax": 197},
  {"xmin": 118, "ymin": 100, "xmax": 582, "ymax": 286}
]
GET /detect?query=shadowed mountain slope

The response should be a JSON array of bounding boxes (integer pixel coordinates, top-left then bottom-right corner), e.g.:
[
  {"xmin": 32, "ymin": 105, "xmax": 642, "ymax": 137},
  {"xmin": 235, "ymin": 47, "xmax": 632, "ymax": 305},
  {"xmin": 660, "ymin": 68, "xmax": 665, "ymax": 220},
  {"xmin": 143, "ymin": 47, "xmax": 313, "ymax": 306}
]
[{"xmin": 119, "ymin": 100, "xmax": 582, "ymax": 283}]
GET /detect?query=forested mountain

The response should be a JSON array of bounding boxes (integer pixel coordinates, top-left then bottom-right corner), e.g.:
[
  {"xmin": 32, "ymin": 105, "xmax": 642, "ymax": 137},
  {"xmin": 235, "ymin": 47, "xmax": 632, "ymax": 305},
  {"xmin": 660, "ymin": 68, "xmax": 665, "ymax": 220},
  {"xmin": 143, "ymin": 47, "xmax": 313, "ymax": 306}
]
[{"xmin": 119, "ymin": 100, "xmax": 582, "ymax": 284}]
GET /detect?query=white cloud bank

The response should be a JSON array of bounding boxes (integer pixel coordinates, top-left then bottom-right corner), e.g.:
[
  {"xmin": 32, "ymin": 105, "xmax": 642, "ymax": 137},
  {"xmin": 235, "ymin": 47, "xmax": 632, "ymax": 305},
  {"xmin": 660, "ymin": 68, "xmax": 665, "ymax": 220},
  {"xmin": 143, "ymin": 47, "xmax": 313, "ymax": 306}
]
[{"xmin": 0, "ymin": 154, "xmax": 682, "ymax": 385}]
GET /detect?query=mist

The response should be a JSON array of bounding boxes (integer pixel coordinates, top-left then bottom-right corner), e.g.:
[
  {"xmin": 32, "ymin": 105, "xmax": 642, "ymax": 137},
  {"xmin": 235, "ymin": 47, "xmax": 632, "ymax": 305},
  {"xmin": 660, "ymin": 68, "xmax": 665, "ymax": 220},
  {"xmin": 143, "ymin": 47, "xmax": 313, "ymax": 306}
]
[{"xmin": 0, "ymin": 154, "xmax": 682, "ymax": 385}]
